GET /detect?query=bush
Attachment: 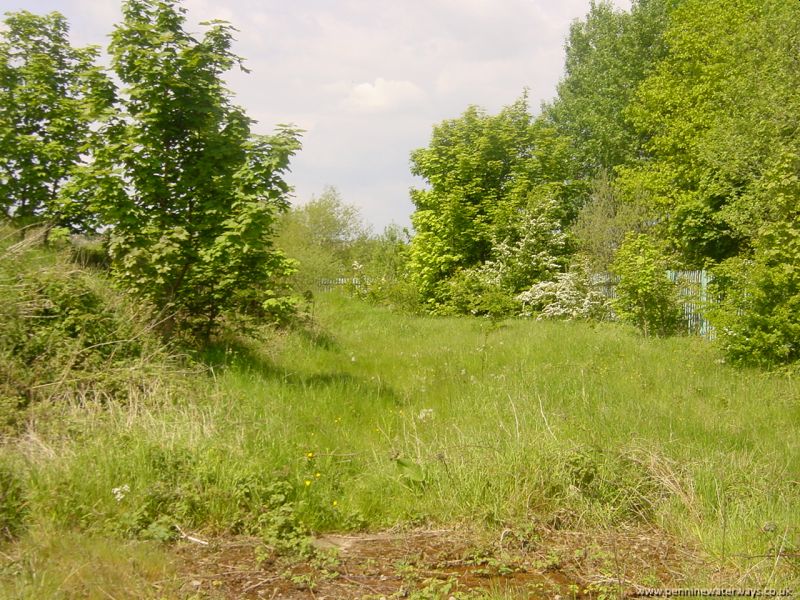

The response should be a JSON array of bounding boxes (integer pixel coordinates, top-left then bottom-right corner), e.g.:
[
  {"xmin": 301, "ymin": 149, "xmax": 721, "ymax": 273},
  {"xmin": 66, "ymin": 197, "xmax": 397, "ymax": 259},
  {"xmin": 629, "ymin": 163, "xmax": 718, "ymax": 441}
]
[
  {"xmin": 0, "ymin": 226, "xmax": 177, "ymax": 430},
  {"xmin": 426, "ymin": 200, "xmax": 573, "ymax": 317},
  {"xmin": 711, "ymin": 219, "xmax": 800, "ymax": 368},
  {"xmin": 610, "ymin": 233, "xmax": 685, "ymax": 336},
  {"xmin": 517, "ymin": 262, "xmax": 610, "ymax": 320},
  {"xmin": 439, "ymin": 267, "xmax": 518, "ymax": 318}
]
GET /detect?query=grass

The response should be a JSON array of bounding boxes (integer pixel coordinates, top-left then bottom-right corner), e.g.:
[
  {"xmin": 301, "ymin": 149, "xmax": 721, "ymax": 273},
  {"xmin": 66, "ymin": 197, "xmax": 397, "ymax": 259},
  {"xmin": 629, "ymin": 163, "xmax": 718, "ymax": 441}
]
[{"xmin": 1, "ymin": 236, "xmax": 799, "ymax": 596}]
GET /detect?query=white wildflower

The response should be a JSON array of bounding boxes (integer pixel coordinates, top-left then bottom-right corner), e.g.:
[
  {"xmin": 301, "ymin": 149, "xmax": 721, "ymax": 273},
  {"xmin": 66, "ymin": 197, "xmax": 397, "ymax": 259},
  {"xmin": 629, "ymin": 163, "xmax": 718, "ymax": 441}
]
[
  {"xmin": 417, "ymin": 408, "xmax": 434, "ymax": 422},
  {"xmin": 112, "ymin": 484, "xmax": 130, "ymax": 502}
]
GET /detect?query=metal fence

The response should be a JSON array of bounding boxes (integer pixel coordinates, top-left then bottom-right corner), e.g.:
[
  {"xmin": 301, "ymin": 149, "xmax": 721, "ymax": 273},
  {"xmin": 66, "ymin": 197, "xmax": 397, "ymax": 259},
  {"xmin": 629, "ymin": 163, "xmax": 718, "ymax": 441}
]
[
  {"xmin": 592, "ymin": 270, "xmax": 714, "ymax": 337},
  {"xmin": 317, "ymin": 277, "xmax": 368, "ymax": 292},
  {"xmin": 320, "ymin": 271, "xmax": 716, "ymax": 338}
]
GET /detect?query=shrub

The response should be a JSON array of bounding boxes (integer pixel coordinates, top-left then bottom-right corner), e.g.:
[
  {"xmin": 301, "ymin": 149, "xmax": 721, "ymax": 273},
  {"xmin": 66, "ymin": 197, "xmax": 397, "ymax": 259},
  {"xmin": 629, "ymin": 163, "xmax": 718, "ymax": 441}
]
[
  {"xmin": 610, "ymin": 233, "xmax": 685, "ymax": 336},
  {"xmin": 440, "ymin": 267, "xmax": 518, "ymax": 318},
  {"xmin": 517, "ymin": 262, "xmax": 610, "ymax": 320},
  {"xmin": 430, "ymin": 200, "xmax": 573, "ymax": 317},
  {"xmin": 0, "ymin": 226, "xmax": 177, "ymax": 429},
  {"xmin": 710, "ymin": 219, "xmax": 800, "ymax": 368},
  {"xmin": 0, "ymin": 462, "xmax": 26, "ymax": 539}
]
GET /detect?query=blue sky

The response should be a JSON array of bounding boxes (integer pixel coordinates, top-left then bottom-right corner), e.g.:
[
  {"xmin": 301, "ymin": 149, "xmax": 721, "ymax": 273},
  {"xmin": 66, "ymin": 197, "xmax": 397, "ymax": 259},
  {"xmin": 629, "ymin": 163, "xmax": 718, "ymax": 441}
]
[{"xmin": 1, "ymin": 0, "xmax": 631, "ymax": 230}]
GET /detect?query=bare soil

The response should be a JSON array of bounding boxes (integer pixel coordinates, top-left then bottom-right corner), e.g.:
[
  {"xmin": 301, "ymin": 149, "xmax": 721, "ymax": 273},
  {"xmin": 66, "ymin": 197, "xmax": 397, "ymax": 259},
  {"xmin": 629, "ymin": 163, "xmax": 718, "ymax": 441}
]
[{"xmin": 174, "ymin": 524, "xmax": 705, "ymax": 599}]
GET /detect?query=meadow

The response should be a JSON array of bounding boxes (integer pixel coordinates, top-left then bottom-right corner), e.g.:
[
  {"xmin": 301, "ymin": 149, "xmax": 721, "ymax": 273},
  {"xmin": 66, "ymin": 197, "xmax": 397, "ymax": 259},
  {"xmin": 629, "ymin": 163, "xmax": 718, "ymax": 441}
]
[{"xmin": 1, "ymin": 244, "xmax": 798, "ymax": 597}]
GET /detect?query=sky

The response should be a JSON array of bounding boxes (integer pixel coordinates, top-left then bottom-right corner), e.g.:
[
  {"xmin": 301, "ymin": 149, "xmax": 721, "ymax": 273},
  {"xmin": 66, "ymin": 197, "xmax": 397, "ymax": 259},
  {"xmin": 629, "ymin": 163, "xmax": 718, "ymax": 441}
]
[{"xmin": 1, "ymin": 0, "xmax": 632, "ymax": 230}]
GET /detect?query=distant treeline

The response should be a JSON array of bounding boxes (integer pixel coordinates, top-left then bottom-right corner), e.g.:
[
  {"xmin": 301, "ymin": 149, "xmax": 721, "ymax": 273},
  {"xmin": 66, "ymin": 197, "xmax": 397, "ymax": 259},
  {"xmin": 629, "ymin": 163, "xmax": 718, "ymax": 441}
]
[{"xmin": 404, "ymin": 0, "xmax": 800, "ymax": 367}]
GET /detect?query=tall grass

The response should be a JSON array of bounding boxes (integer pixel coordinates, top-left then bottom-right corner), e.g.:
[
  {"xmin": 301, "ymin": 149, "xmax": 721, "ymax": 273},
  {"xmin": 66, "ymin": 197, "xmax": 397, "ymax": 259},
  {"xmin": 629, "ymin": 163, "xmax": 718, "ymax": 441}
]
[{"xmin": 1, "ymin": 240, "xmax": 798, "ymax": 592}]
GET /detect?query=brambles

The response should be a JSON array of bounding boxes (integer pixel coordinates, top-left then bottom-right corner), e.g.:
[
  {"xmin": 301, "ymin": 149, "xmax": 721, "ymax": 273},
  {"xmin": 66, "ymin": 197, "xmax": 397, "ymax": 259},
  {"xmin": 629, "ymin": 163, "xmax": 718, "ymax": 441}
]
[
  {"xmin": 0, "ymin": 462, "xmax": 26, "ymax": 540},
  {"xmin": 0, "ymin": 226, "xmax": 176, "ymax": 430}
]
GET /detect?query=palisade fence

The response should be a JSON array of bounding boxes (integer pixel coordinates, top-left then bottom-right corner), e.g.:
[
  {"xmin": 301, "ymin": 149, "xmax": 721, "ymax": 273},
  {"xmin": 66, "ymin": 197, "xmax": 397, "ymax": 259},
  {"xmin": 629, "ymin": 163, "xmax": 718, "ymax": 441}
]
[
  {"xmin": 318, "ymin": 271, "xmax": 715, "ymax": 338},
  {"xmin": 317, "ymin": 277, "xmax": 369, "ymax": 292},
  {"xmin": 592, "ymin": 270, "xmax": 714, "ymax": 338}
]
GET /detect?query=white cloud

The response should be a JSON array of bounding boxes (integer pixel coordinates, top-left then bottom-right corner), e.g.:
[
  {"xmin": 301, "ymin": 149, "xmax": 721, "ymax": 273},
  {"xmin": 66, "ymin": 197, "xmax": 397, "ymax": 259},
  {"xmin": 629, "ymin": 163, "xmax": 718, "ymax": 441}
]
[
  {"xmin": 0, "ymin": 0, "xmax": 635, "ymax": 228},
  {"xmin": 342, "ymin": 78, "xmax": 427, "ymax": 113}
]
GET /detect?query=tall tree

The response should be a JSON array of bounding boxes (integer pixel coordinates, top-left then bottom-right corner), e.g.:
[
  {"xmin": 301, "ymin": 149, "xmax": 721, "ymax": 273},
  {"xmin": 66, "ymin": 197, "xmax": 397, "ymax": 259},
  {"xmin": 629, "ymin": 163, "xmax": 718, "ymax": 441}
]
[
  {"xmin": 618, "ymin": 0, "xmax": 800, "ymax": 265},
  {"xmin": 72, "ymin": 0, "xmax": 301, "ymax": 336},
  {"xmin": 547, "ymin": 0, "xmax": 681, "ymax": 178},
  {"xmin": 408, "ymin": 96, "xmax": 578, "ymax": 307},
  {"xmin": 0, "ymin": 11, "xmax": 110, "ymax": 229}
]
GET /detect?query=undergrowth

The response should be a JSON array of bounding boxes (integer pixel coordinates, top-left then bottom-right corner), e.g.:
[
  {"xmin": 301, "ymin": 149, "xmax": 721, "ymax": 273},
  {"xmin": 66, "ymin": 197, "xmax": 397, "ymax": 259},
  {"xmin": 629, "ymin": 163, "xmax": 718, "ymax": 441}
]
[
  {"xmin": 0, "ymin": 225, "xmax": 182, "ymax": 434},
  {"xmin": 0, "ymin": 229, "xmax": 798, "ymax": 596}
]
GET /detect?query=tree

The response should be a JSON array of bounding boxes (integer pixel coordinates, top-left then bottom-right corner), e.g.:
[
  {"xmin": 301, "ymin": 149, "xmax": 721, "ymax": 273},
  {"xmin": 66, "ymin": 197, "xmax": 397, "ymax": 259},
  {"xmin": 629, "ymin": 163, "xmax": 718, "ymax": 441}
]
[
  {"xmin": 442, "ymin": 199, "xmax": 572, "ymax": 317},
  {"xmin": 570, "ymin": 172, "xmax": 652, "ymax": 272},
  {"xmin": 0, "ymin": 11, "xmax": 110, "ymax": 229},
  {"xmin": 275, "ymin": 186, "xmax": 371, "ymax": 290},
  {"xmin": 72, "ymin": 0, "xmax": 301, "ymax": 336},
  {"xmin": 408, "ymin": 102, "xmax": 530, "ymax": 302},
  {"xmin": 545, "ymin": 0, "xmax": 684, "ymax": 265},
  {"xmin": 548, "ymin": 0, "xmax": 682, "ymax": 178},
  {"xmin": 408, "ymin": 96, "xmax": 580, "ymax": 309},
  {"xmin": 617, "ymin": 0, "xmax": 800, "ymax": 266}
]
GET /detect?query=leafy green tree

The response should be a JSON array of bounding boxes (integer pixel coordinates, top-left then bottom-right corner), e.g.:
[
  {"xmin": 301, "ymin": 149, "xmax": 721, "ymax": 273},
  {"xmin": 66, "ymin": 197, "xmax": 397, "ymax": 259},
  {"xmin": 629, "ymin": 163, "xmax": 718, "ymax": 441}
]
[
  {"xmin": 544, "ymin": 0, "xmax": 683, "ymax": 267},
  {"xmin": 408, "ymin": 101, "xmax": 530, "ymax": 302},
  {"xmin": 72, "ymin": 0, "xmax": 301, "ymax": 336},
  {"xmin": 0, "ymin": 11, "xmax": 110, "ymax": 229},
  {"xmin": 710, "ymin": 154, "xmax": 800, "ymax": 368},
  {"xmin": 408, "ymin": 96, "xmax": 580, "ymax": 309},
  {"xmin": 618, "ymin": 0, "xmax": 800, "ymax": 266},
  {"xmin": 275, "ymin": 186, "xmax": 371, "ymax": 290},
  {"xmin": 613, "ymin": 0, "xmax": 800, "ymax": 363},
  {"xmin": 548, "ymin": 0, "xmax": 681, "ymax": 177}
]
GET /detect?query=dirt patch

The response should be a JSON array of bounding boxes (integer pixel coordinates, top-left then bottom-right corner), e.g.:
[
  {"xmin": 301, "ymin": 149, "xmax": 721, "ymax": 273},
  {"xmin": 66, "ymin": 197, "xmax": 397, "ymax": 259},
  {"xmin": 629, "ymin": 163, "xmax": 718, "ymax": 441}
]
[{"xmin": 173, "ymin": 525, "xmax": 704, "ymax": 599}]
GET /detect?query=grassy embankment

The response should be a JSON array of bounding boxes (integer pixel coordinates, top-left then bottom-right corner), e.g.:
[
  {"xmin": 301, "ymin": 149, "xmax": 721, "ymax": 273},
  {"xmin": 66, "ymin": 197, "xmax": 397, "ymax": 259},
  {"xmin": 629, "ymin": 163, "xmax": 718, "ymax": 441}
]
[{"xmin": 1, "ymin": 230, "xmax": 798, "ymax": 597}]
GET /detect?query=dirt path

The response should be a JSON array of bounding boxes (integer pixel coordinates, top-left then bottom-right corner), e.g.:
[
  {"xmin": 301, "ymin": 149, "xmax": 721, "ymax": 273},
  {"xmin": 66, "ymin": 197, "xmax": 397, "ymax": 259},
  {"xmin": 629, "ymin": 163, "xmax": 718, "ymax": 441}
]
[{"xmin": 174, "ymin": 526, "xmax": 701, "ymax": 598}]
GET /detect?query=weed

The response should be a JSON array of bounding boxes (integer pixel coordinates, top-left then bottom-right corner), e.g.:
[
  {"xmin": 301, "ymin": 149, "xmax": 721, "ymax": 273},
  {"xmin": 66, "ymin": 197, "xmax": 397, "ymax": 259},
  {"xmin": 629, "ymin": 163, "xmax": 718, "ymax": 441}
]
[
  {"xmin": 1, "ymin": 240, "xmax": 799, "ymax": 594},
  {"xmin": 0, "ymin": 462, "xmax": 26, "ymax": 540}
]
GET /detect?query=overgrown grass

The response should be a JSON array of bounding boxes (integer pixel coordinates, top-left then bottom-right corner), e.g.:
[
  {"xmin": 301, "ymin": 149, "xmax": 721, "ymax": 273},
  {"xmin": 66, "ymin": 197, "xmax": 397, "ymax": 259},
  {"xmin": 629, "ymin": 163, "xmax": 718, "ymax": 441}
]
[{"xmin": 1, "ymin": 237, "xmax": 799, "ymax": 595}]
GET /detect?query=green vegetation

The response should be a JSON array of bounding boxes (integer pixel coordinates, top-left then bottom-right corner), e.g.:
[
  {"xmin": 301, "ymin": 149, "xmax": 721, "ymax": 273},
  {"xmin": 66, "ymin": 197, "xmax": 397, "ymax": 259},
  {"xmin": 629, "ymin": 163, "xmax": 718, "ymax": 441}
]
[
  {"xmin": 1, "ymin": 0, "xmax": 799, "ymax": 596},
  {"xmin": 0, "ymin": 11, "xmax": 110, "ymax": 230},
  {"xmin": 1, "ymin": 1, "xmax": 300, "ymax": 339},
  {"xmin": 2, "ymin": 236, "xmax": 799, "ymax": 596},
  {"xmin": 610, "ymin": 234, "xmax": 684, "ymax": 337},
  {"xmin": 407, "ymin": 0, "xmax": 800, "ymax": 368},
  {"xmin": 276, "ymin": 186, "xmax": 416, "ymax": 311},
  {"xmin": 408, "ymin": 97, "xmax": 578, "ymax": 312}
]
